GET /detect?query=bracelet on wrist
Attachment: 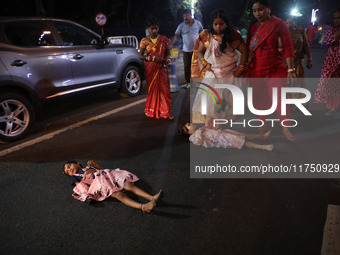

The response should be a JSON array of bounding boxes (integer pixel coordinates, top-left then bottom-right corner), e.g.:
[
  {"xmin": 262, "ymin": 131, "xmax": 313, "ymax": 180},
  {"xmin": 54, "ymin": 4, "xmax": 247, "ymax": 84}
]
[
  {"xmin": 152, "ymin": 56, "xmax": 156, "ymax": 62},
  {"xmin": 201, "ymin": 58, "xmax": 209, "ymax": 68},
  {"xmin": 287, "ymin": 68, "xmax": 295, "ymax": 73}
]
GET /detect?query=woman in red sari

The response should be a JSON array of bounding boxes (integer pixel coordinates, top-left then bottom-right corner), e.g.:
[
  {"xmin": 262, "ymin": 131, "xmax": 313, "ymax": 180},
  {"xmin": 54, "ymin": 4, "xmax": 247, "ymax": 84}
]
[
  {"xmin": 245, "ymin": 0, "xmax": 295, "ymax": 141},
  {"xmin": 139, "ymin": 17, "xmax": 173, "ymax": 119}
]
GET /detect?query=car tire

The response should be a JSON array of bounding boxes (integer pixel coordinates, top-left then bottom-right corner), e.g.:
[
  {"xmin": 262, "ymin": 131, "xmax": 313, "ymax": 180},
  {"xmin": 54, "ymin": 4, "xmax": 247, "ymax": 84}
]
[
  {"xmin": 0, "ymin": 93, "xmax": 35, "ymax": 142},
  {"xmin": 120, "ymin": 66, "xmax": 142, "ymax": 97}
]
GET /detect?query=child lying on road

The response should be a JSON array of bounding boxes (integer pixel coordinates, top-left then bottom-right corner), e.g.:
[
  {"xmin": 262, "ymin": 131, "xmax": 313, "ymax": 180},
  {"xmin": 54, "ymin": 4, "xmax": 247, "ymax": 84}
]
[{"xmin": 63, "ymin": 160, "xmax": 163, "ymax": 213}]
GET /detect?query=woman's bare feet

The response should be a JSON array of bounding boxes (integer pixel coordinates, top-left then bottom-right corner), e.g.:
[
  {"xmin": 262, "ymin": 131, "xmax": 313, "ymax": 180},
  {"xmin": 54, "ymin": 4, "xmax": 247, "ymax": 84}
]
[
  {"xmin": 141, "ymin": 199, "xmax": 156, "ymax": 213},
  {"xmin": 325, "ymin": 108, "xmax": 335, "ymax": 116},
  {"xmin": 153, "ymin": 190, "xmax": 163, "ymax": 203},
  {"xmin": 258, "ymin": 124, "xmax": 268, "ymax": 134},
  {"xmin": 282, "ymin": 127, "xmax": 295, "ymax": 142},
  {"xmin": 262, "ymin": 144, "xmax": 274, "ymax": 151},
  {"xmin": 261, "ymin": 130, "xmax": 272, "ymax": 140}
]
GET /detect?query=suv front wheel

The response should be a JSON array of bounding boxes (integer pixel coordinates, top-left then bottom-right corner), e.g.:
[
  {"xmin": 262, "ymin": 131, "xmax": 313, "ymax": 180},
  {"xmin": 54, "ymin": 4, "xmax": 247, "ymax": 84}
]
[
  {"xmin": 0, "ymin": 93, "xmax": 35, "ymax": 142},
  {"xmin": 120, "ymin": 66, "xmax": 142, "ymax": 97}
]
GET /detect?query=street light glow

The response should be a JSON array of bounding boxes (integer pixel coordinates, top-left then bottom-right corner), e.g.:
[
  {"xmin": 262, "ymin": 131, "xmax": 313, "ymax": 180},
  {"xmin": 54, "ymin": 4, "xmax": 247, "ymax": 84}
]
[
  {"xmin": 191, "ymin": 0, "xmax": 195, "ymax": 17},
  {"xmin": 291, "ymin": 8, "xmax": 302, "ymax": 17},
  {"xmin": 311, "ymin": 9, "xmax": 319, "ymax": 25}
]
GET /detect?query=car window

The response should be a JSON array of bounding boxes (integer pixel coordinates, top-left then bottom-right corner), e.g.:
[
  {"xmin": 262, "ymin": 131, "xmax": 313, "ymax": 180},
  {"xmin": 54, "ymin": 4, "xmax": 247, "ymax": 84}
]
[
  {"xmin": 4, "ymin": 21, "xmax": 56, "ymax": 47},
  {"xmin": 53, "ymin": 21, "xmax": 100, "ymax": 46}
]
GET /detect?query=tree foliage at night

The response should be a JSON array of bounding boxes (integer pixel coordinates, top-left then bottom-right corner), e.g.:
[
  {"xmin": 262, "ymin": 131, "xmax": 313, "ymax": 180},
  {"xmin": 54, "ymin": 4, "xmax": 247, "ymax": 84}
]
[{"xmin": 1, "ymin": 0, "xmax": 338, "ymax": 38}]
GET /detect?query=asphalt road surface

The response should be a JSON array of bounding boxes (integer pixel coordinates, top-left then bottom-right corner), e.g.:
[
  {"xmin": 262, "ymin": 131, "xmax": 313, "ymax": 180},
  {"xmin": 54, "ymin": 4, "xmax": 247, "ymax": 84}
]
[{"xmin": 1, "ymin": 47, "xmax": 340, "ymax": 255}]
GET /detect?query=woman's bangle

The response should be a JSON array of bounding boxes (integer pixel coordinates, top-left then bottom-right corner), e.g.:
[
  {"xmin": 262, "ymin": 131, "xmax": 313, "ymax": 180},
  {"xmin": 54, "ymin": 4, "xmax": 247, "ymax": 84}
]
[
  {"xmin": 146, "ymin": 56, "xmax": 151, "ymax": 61},
  {"xmin": 201, "ymin": 58, "xmax": 209, "ymax": 68},
  {"xmin": 287, "ymin": 68, "xmax": 295, "ymax": 73},
  {"xmin": 152, "ymin": 56, "xmax": 156, "ymax": 62}
]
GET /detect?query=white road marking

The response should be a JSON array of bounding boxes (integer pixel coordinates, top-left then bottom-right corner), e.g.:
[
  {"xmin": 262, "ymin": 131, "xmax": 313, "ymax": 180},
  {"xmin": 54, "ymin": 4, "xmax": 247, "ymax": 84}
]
[{"xmin": 0, "ymin": 98, "xmax": 146, "ymax": 157}]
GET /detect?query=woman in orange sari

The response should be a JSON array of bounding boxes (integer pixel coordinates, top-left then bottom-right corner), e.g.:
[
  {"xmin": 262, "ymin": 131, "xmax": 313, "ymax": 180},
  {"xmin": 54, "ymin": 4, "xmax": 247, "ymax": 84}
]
[{"xmin": 139, "ymin": 17, "xmax": 173, "ymax": 119}]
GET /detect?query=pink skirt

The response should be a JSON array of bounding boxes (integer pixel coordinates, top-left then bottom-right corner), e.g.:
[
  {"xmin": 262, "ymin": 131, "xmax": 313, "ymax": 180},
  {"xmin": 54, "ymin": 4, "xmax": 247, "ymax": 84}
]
[{"xmin": 73, "ymin": 169, "xmax": 139, "ymax": 202}]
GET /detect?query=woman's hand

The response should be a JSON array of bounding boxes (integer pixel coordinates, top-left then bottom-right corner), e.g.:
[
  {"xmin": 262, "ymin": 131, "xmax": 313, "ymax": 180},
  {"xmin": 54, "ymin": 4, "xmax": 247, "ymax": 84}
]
[
  {"xmin": 306, "ymin": 58, "xmax": 313, "ymax": 69},
  {"xmin": 153, "ymin": 56, "xmax": 165, "ymax": 65},
  {"xmin": 205, "ymin": 63, "xmax": 212, "ymax": 71},
  {"xmin": 288, "ymin": 71, "xmax": 296, "ymax": 84},
  {"xmin": 335, "ymin": 30, "xmax": 340, "ymax": 42}
]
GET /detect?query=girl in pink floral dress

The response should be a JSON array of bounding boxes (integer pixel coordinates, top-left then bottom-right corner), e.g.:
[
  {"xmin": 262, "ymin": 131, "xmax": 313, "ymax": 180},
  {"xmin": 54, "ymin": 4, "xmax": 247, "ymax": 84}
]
[
  {"xmin": 63, "ymin": 160, "xmax": 163, "ymax": 213},
  {"xmin": 314, "ymin": 9, "xmax": 340, "ymax": 116}
]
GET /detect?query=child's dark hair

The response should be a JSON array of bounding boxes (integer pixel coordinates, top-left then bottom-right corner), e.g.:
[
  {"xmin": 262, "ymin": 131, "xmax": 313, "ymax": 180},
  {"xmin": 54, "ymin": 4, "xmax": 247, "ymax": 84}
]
[
  {"xmin": 145, "ymin": 16, "xmax": 159, "ymax": 28},
  {"xmin": 62, "ymin": 160, "xmax": 83, "ymax": 174},
  {"xmin": 208, "ymin": 9, "xmax": 234, "ymax": 53}
]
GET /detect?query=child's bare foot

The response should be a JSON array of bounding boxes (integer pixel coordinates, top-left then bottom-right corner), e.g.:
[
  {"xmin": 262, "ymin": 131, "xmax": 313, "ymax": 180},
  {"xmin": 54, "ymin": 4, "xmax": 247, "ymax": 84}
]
[
  {"xmin": 261, "ymin": 129, "xmax": 272, "ymax": 140},
  {"xmin": 282, "ymin": 128, "xmax": 295, "ymax": 142},
  {"xmin": 141, "ymin": 199, "xmax": 156, "ymax": 213},
  {"xmin": 153, "ymin": 190, "xmax": 163, "ymax": 203},
  {"xmin": 262, "ymin": 144, "xmax": 274, "ymax": 151}
]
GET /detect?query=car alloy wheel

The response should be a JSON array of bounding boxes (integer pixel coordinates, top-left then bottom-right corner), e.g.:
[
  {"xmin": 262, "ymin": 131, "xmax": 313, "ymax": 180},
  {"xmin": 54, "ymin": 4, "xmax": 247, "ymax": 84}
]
[
  {"xmin": 0, "ymin": 93, "xmax": 34, "ymax": 141},
  {"xmin": 121, "ymin": 66, "xmax": 142, "ymax": 97}
]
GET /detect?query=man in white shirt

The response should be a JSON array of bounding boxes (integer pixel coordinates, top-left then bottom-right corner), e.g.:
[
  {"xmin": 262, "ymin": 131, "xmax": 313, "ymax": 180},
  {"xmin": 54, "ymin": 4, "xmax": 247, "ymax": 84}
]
[{"xmin": 169, "ymin": 9, "xmax": 203, "ymax": 87}]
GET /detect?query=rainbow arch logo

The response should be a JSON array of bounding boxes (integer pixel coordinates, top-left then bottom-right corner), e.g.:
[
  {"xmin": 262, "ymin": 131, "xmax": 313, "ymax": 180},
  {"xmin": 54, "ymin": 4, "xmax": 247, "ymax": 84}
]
[{"xmin": 197, "ymin": 82, "xmax": 223, "ymax": 107}]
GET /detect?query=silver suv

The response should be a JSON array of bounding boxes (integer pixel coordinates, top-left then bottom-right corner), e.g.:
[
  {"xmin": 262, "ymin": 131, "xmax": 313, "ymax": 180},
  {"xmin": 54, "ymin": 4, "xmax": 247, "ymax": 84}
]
[{"xmin": 0, "ymin": 17, "xmax": 144, "ymax": 141}]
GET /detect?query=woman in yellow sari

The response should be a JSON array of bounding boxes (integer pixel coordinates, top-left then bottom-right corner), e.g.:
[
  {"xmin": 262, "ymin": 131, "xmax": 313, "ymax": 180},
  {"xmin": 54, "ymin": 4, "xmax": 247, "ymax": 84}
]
[{"xmin": 139, "ymin": 17, "xmax": 173, "ymax": 119}]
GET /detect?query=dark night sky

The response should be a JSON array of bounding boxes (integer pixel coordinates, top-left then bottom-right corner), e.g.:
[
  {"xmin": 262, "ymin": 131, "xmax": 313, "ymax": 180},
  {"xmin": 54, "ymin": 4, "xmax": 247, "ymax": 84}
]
[{"xmin": 1, "ymin": 0, "xmax": 339, "ymax": 39}]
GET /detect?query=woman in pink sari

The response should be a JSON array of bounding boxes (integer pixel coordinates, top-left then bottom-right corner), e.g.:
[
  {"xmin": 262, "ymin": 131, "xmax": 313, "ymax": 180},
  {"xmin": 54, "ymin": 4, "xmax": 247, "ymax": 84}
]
[
  {"xmin": 314, "ymin": 8, "xmax": 340, "ymax": 116},
  {"xmin": 139, "ymin": 17, "xmax": 173, "ymax": 119}
]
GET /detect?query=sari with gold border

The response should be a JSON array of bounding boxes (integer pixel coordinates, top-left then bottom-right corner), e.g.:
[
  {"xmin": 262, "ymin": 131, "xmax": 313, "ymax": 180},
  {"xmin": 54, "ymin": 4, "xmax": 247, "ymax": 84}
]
[{"xmin": 140, "ymin": 35, "xmax": 172, "ymax": 119}]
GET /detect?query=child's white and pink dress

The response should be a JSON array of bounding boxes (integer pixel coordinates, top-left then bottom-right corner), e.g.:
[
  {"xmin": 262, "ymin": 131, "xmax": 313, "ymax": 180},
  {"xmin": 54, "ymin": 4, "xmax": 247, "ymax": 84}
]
[
  {"xmin": 189, "ymin": 127, "xmax": 245, "ymax": 149},
  {"xmin": 72, "ymin": 166, "xmax": 139, "ymax": 202}
]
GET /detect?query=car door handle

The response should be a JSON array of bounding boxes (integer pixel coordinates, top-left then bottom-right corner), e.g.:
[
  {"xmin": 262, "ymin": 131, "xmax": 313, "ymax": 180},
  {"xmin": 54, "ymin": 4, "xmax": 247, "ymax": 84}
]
[
  {"xmin": 116, "ymin": 50, "xmax": 124, "ymax": 54},
  {"xmin": 73, "ymin": 54, "xmax": 84, "ymax": 60},
  {"xmin": 10, "ymin": 60, "xmax": 27, "ymax": 67}
]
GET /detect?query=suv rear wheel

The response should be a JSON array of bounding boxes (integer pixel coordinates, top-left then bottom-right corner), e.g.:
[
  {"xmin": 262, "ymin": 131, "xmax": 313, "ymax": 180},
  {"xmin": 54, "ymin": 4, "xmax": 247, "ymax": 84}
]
[
  {"xmin": 120, "ymin": 66, "xmax": 142, "ymax": 97},
  {"xmin": 0, "ymin": 93, "xmax": 35, "ymax": 142}
]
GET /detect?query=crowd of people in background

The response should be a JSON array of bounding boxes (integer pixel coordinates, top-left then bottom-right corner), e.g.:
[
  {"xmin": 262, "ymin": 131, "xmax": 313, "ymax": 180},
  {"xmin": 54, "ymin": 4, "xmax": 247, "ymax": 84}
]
[
  {"xmin": 67, "ymin": 1, "xmax": 339, "ymax": 209},
  {"xmin": 137, "ymin": 0, "xmax": 340, "ymax": 147}
]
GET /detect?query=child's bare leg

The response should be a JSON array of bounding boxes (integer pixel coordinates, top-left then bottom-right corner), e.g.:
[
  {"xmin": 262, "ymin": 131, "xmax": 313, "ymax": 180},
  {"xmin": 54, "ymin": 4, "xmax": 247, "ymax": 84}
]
[
  {"xmin": 111, "ymin": 191, "xmax": 155, "ymax": 213},
  {"xmin": 244, "ymin": 130, "xmax": 272, "ymax": 140},
  {"xmin": 244, "ymin": 141, "xmax": 273, "ymax": 151},
  {"xmin": 123, "ymin": 182, "xmax": 163, "ymax": 202}
]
